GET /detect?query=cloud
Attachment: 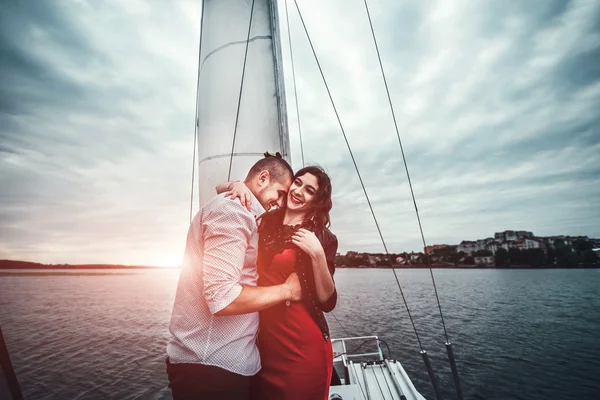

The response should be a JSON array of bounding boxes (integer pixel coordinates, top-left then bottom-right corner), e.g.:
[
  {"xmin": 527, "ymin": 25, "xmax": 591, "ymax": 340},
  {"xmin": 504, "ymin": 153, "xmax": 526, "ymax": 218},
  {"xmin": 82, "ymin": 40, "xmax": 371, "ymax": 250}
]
[
  {"xmin": 0, "ymin": 0, "xmax": 200, "ymax": 265},
  {"xmin": 1, "ymin": 0, "xmax": 599, "ymax": 264},
  {"xmin": 282, "ymin": 0, "xmax": 600, "ymax": 253}
]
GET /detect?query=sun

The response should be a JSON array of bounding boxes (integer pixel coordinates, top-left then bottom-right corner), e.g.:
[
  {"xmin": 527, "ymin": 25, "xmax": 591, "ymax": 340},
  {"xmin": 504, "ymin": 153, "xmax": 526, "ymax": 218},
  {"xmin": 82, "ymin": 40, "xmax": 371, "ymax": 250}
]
[{"xmin": 153, "ymin": 254, "xmax": 182, "ymax": 268}]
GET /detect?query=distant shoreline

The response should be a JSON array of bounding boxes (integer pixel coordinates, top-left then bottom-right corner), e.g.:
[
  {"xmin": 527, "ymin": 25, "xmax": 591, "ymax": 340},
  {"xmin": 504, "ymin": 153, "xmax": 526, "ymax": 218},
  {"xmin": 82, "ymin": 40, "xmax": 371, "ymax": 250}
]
[
  {"xmin": 1, "ymin": 260, "xmax": 597, "ymax": 270},
  {"xmin": 0, "ymin": 260, "xmax": 165, "ymax": 270},
  {"xmin": 337, "ymin": 263, "xmax": 600, "ymax": 269}
]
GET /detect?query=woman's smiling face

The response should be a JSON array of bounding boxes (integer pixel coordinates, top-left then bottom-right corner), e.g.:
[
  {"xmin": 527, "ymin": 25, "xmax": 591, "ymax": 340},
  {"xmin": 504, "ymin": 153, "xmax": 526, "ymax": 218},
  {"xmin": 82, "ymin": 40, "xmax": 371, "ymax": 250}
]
[{"xmin": 286, "ymin": 172, "xmax": 319, "ymax": 213}]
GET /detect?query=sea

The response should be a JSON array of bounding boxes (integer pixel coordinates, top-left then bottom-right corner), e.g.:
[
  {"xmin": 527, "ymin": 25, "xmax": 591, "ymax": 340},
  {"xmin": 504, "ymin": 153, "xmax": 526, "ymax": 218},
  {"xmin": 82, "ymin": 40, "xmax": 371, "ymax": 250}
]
[{"xmin": 1, "ymin": 268, "xmax": 599, "ymax": 400}]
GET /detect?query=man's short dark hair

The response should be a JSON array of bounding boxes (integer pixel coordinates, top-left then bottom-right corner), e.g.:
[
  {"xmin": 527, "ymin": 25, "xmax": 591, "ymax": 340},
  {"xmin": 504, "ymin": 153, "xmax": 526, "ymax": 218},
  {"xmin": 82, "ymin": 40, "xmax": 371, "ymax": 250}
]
[{"xmin": 246, "ymin": 152, "xmax": 294, "ymax": 184}]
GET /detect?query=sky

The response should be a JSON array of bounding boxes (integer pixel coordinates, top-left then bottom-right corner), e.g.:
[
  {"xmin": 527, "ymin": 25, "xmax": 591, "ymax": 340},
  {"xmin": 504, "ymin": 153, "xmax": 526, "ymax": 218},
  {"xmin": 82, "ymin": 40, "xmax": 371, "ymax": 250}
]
[{"xmin": 1, "ymin": 0, "xmax": 599, "ymax": 266}]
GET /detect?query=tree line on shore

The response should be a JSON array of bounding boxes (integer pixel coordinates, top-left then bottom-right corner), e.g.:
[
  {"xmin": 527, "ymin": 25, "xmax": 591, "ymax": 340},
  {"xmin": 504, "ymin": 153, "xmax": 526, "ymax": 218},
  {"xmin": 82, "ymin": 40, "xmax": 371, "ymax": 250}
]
[{"xmin": 335, "ymin": 239, "xmax": 599, "ymax": 268}]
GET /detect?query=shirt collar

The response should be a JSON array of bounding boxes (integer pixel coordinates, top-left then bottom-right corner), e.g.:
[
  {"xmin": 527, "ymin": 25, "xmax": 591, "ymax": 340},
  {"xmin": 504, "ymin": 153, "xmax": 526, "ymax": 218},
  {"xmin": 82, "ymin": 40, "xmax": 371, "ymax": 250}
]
[{"xmin": 248, "ymin": 191, "xmax": 266, "ymax": 222}]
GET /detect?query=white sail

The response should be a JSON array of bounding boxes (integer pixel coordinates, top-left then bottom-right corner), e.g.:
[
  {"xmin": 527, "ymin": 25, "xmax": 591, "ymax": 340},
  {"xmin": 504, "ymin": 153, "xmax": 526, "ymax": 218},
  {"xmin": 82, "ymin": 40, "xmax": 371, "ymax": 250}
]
[
  {"xmin": 196, "ymin": 0, "xmax": 289, "ymax": 208},
  {"xmin": 193, "ymin": 2, "xmax": 429, "ymax": 399}
]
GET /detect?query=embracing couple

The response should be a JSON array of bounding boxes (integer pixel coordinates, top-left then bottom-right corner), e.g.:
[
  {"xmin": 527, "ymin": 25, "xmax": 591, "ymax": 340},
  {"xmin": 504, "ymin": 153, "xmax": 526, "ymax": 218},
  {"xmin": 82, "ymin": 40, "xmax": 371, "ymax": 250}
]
[{"xmin": 166, "ymin": 152, "xmax": 339, "ymax": 400}]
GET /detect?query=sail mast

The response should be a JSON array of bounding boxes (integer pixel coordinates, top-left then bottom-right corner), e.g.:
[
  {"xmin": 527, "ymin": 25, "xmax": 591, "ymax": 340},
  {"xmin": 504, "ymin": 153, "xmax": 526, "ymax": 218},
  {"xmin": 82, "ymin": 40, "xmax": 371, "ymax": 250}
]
[
  {"xmin": 269, "ymin": 0, "xmax": 291, "ymax": 163},
  {"xmin": 195, "ymin": 0, "xmax": 290, "ymax": 209}
]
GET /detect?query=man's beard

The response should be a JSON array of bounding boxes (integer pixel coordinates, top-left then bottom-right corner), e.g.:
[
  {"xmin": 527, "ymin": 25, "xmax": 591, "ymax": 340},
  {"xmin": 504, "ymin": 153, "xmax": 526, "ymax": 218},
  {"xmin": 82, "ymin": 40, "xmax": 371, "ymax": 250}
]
[
  {"xmin": 258, "ymin": 186, "xmax": 274, "ymax": 211},
  {"xmin": 258, "ymin": 186, "xmax": 283, "ymax": 213}
]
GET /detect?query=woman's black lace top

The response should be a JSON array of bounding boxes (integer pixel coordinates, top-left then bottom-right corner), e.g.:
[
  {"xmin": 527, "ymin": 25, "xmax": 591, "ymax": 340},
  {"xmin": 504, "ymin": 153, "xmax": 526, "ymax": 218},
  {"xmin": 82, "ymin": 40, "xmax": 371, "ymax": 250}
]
[{"xmin": 258, "ymin": 209, "xmax": 338, "ymax": 341}]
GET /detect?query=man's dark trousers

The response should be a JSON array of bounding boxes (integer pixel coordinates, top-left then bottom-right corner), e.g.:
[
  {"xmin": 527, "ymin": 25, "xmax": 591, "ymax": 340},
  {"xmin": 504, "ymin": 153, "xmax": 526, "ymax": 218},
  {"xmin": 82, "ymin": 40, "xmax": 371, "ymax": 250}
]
[{"xmin": 166, "ymin": 358, "xmax": 251, "ymax": 400}]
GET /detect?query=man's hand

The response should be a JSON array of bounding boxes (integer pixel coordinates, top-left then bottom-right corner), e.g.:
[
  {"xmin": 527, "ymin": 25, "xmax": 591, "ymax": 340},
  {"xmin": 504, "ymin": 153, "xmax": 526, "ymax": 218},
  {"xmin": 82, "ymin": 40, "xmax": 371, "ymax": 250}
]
[{"xmin": 284, "ymin": 272, "xmax": 302, "ymax": 302}]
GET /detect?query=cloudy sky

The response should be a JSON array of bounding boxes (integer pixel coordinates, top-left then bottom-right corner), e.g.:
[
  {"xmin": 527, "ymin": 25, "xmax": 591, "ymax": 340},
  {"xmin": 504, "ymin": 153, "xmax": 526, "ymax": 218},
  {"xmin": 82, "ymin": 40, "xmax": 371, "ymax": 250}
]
[{"xmin": 1, "ymin": 0, "xmax": 599, "ymax": 266}]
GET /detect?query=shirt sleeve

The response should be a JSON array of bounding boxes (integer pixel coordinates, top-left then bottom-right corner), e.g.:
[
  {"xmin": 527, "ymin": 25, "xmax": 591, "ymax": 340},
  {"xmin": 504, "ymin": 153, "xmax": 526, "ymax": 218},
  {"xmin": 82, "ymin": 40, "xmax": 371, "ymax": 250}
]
[
  {"xmin": 202, "ymin": 198, "xmax": 256, "ymax": 315},
  {"xmin": 321, "ymin": 233, "xmax": 338, "ymax": 313}
]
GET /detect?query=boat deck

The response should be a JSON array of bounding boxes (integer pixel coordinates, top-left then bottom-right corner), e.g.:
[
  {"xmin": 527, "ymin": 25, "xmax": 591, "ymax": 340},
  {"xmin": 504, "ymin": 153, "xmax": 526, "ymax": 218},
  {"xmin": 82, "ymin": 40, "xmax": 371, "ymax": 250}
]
[{"xmin": 329, "ymin": 336, "xmax": 425, "ymax": 400}]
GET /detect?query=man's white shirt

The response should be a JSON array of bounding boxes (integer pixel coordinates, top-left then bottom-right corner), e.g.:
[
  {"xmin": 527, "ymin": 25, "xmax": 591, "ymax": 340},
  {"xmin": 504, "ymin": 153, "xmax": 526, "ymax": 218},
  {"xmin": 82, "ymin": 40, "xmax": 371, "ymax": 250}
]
[{"xmin": 167, "ymin": 192, "xmax": 265, "ymax": 376}]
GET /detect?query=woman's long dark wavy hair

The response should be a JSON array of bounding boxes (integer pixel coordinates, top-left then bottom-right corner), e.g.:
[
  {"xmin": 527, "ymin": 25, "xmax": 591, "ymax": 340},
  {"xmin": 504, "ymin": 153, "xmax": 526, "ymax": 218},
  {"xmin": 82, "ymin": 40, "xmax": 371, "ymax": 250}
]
[{"xmin": 294, "ymin": 165, "xmax": 332, "ymax": 229}]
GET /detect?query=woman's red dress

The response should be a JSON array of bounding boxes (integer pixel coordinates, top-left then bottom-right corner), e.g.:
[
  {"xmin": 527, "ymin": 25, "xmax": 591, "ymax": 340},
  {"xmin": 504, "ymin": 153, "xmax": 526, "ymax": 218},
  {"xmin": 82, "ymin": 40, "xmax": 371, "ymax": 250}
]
[{"xmin": 251, "ymin": 248, "xmax": 333, "ymax": 400}]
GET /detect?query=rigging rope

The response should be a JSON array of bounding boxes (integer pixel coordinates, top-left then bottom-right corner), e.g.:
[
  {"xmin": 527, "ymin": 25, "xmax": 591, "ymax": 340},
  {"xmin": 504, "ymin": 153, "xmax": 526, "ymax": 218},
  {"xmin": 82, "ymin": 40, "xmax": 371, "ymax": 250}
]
[
  {"xmin": 361, "ymin": 0, "xmax": 450, "ymax": 345},
  {"xmin": 190, "ymin": 128, "xmax": 197, "ymax": 224},
  {"xmin": 362, "ymin": 2, "xmax": 463, "ymax": 398},
  {"xmin": 329, "ymin": 311, "xmax": 353, "ymax": 338},
  {"xmin": 189, "ymin": 128, "xmax": 197, "ymax": 224},
  {"xmin": 283, "ymin": 0, "xmax": 305, "ymax": 167},
  {"xmin": 190, "ymin": 1, "xmax": 206, "ymax": 223},
  {"xmin": 291, "ymin": 0, "xmax": 424, "ymax": 352},
  {"xmin": 228, "ymin": 0, "xmax": 256, "ymax": 181}
]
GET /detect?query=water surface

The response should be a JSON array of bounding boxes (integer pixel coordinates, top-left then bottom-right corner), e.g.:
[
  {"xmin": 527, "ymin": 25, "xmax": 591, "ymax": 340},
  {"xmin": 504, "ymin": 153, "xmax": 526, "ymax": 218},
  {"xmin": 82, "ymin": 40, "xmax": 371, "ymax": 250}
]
[{"xmin": 1, "ymin": 268, "xmax": 599, "ymax": 399}]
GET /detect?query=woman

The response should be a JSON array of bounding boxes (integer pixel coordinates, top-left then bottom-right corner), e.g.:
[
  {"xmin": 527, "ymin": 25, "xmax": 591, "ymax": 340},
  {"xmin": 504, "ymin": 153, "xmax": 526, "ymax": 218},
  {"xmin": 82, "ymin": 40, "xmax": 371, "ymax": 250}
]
[{"xmin": 219, "ymin": 165, "xmax": 338, "ymax": 400}]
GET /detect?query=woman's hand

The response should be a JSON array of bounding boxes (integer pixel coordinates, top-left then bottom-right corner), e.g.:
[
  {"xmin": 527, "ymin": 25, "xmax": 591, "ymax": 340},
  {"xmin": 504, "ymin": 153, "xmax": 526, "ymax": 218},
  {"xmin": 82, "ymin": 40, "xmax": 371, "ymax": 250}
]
[
  {"xmin": 291, "ymin": 228, "xmax": 325, "ymax": 259},
  {"xmin": 224, "ymin": 182, "xmax": 253, "ymax": 211},
  {"xmin": 293, "ymin": 228, "xmax": 335, "ymax": 305}
]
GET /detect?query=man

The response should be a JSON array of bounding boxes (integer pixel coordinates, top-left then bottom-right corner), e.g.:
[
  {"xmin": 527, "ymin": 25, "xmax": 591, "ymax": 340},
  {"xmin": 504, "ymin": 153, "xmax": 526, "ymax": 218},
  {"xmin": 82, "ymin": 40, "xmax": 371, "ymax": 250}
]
[{"xmin": 166, "ymin": 153, "xmax": 299, "ymax": 400}]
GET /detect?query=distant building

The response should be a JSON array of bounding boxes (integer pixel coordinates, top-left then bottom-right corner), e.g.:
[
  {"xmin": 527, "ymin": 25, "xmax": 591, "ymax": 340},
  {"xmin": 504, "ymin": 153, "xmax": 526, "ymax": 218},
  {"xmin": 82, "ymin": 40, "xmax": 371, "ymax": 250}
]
[
  {"xmin": 516, "ymin": 231, "xmax": 534, "ymax": 238},
  {"xmin": 409, "ymin": 253, "xmax": 424, "ymax": 264},
  {"xmin": 367, "ymin": 255, "xmax": 382, "ymax": 266},
  {"xmin": 513, "ymin": 238, "xmax": 540, "ymax": 249},
  {"xmin": 457, "ymin": 241, "xmax": 486, "ymax": 254},
  {"xmin": 539, "ymin": 237, "xmax": 560, "ymax": 249},
  {"xmin": 424, "ymin": 244, "xmax": 448, "ymax": 254},
  {"xmin": 539, "ymin": 235, "xmax": 590, "ymax": 248},
  {"xmin": 396, "ymin": 252, "xmax": 425, "ymax": 264},
  {"xmin": 456, "ymin": 241, "xmax": 472, "ymax": 253},
  {"xmin": 474, "ymin": 256, "xmax": 494, "ymax": 265},
  {"xmin": 487, "ymin": 242, "xmax": 499, "ymax": 254},
  {"xmin": 495, "ymin": 230, "xmax": 533, "ymax": 241},
  {"xmin": 524, "ymin": 238, "xmax": 541, "ymax": 249}
]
